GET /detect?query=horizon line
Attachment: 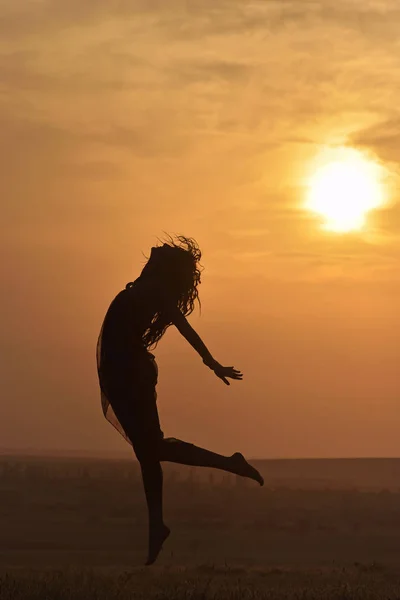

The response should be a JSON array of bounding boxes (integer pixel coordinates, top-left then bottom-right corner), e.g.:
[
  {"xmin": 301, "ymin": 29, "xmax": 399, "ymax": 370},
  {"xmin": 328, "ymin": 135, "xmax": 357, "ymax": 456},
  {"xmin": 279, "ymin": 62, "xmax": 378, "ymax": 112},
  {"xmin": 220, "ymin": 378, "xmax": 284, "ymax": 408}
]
[{"xmin": 1, "ymin": 448, "xmax": 400, "ymax": 462}]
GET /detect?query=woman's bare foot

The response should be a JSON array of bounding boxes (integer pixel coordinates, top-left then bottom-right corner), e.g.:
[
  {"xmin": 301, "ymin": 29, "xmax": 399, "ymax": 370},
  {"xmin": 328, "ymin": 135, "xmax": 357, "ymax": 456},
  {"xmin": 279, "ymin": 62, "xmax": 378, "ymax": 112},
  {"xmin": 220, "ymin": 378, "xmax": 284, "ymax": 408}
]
[
  {"xmin": 145, "ymin": 524, "xmax": 171, "ymax": 566},
  {"xmin": 231, "ymin": 452, "xmax": 264, "ymax": 486}
]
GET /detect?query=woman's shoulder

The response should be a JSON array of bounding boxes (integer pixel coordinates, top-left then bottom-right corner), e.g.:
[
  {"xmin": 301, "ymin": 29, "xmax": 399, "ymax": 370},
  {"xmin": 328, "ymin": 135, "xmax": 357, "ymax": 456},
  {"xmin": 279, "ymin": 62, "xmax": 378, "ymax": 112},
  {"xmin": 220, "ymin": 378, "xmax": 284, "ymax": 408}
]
[
  {"xmin": 124, "ymin": 276, "xmax": 163, "ymax": 300},
  {"xmin": 125, "ymin": 276, "xmax": 177, "ymax": 308}
]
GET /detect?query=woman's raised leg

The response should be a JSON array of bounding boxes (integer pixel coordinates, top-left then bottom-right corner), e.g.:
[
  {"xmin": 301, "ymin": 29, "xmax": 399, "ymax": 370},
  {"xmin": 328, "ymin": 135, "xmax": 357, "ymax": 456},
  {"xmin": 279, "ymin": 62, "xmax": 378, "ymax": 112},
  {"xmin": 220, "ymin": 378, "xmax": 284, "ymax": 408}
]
[{"xmin": 159, "ymin": 438, "xmax": 264, "ymax": 486}]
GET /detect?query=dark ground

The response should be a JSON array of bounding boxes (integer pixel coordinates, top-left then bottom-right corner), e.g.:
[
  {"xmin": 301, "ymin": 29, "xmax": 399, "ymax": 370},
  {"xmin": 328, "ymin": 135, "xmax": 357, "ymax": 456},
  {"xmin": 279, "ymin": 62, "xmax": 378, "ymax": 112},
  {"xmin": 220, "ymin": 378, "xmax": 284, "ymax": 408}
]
[{"xmin": 2, "ymin": 455, "xmax": 400, "ymax": 598}]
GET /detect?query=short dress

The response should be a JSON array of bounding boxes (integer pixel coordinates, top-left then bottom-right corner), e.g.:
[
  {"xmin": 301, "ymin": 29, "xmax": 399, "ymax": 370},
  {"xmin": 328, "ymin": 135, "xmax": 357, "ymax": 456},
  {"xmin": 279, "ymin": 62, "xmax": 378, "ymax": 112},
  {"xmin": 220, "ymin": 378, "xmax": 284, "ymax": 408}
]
[{"xmin": 96, "ymin": 282, "xmax": 164, "ymax": 461}]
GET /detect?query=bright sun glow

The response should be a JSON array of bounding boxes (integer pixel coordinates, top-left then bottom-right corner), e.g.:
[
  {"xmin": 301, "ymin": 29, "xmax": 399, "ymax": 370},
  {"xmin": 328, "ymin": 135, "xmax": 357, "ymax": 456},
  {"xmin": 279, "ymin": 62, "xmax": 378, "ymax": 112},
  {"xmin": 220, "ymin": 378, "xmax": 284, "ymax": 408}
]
[{"xmin": 306, "ymin": 148, "xmax": 386, "ymax": 232}]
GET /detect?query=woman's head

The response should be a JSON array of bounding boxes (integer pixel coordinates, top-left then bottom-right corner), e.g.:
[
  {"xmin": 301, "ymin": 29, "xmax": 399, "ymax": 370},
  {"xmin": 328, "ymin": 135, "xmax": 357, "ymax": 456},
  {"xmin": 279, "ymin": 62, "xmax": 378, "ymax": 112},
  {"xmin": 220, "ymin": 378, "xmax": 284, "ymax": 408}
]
[{"xmin": 139, "ymin": 235, "xmax": 202, "ymax": 347}]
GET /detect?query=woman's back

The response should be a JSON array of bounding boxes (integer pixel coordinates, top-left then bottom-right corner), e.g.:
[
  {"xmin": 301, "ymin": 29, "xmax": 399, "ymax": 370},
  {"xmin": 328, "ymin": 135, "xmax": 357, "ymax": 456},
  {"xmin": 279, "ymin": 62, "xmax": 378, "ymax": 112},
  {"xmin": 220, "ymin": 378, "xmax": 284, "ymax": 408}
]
[{"xmin": 99, "ymin": 277, "xmax": 162, "ymax": 364}]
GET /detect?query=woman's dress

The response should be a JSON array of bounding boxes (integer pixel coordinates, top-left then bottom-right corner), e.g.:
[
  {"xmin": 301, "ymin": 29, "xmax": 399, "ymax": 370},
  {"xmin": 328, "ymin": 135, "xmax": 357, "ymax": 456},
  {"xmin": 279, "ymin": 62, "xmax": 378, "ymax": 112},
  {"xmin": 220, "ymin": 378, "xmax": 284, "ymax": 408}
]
[{"xmin": 96, "ymin": 281, "xmax": 163, "ymax": 456}]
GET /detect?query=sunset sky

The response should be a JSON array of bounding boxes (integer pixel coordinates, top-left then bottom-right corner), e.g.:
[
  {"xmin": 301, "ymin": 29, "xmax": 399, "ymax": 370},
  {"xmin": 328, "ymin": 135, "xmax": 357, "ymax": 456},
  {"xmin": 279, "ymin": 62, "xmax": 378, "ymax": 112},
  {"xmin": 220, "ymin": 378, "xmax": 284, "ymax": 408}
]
[{"xmin": 1, "ymin": 0, "xmax": 399, "ymax": 458}]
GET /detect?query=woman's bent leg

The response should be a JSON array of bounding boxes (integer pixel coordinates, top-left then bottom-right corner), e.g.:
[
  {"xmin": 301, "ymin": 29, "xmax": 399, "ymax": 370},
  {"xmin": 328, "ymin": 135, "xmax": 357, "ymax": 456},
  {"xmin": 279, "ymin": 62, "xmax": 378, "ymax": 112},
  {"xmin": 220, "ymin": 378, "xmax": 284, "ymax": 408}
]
[{"xmin": 159, "ymin": 438, "xmax": 264, "ymax": 486}]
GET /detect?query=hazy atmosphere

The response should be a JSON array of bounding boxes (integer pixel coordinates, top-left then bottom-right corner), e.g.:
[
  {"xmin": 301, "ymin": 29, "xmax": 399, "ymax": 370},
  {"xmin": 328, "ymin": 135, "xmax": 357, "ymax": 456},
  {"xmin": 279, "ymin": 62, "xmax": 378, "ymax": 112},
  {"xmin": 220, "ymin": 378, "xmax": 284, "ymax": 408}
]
[{"xmin": 1, "ymin": 0, "xmax": 399, "ymax": 458}]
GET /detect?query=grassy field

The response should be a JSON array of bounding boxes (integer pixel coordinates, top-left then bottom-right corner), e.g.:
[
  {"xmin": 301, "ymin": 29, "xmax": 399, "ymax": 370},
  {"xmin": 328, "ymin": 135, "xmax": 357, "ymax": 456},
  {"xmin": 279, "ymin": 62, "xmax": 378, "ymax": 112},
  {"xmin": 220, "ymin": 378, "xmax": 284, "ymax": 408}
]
[
  {"xmin": 3, "ymin": 564, "xmax": 400, "ymax": 600},
  {"xmin": 2, "ymin": 456, "xmax": 400, "ymax": 598}
]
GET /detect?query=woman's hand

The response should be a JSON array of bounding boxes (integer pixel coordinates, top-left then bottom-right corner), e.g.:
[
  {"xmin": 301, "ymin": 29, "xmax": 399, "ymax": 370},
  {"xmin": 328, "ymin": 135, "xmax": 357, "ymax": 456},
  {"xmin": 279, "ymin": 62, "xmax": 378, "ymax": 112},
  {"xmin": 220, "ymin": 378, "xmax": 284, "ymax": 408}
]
[{"xmin": 212, "ymin": 363, "xmax": 243, "ymax": 386}]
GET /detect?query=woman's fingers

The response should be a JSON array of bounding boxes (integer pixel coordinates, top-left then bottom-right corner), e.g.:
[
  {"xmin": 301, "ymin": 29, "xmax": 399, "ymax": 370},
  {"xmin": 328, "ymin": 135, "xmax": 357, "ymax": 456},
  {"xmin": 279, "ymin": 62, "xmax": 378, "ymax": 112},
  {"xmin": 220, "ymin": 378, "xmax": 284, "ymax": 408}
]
[
  {"xmin": 228, "ymin": 368, "xmax": 243, "ymax": 379},
  {"xmin": 214, "ymin": 365, "xmax": 242, "ymax": 384}
]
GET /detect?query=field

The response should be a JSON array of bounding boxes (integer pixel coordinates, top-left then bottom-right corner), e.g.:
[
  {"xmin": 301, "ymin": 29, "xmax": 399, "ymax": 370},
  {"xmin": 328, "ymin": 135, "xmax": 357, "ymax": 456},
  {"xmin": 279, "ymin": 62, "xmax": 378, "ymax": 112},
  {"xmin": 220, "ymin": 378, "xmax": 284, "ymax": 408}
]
[
  {"xmin": 2, "ymin": 455, "xmax": 400, "ymax": 598},
  {"xmin": 4, "ymin": 565, "xmax": 400, "ymax": 600}
]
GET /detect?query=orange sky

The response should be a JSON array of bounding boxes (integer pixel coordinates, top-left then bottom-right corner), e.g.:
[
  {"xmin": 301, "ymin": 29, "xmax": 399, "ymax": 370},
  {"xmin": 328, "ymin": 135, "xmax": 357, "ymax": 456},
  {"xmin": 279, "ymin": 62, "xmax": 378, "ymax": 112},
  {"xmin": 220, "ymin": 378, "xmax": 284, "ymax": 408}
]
[{"xmin": 1, "ymin": 0, "xmax": 399, "ymax": 458}]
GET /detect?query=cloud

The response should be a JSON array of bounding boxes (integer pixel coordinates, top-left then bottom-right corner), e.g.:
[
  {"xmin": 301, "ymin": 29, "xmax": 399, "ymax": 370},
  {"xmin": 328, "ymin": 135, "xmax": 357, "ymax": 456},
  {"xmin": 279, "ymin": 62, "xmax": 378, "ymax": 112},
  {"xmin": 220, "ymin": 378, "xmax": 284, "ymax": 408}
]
[
  {"xmin": 0, "ymin": 116, "xmax": 79, "ymax": 179},
  {"xmin": 0, "ymin": 0, "xmax": 141, "ymax": 38},
  {"xmin": 1, "ymin": 0, "xmax": 400, "ymax": 276},
  {"xmin": 170, "ymin": 58, "xmax": 253, "ymax": 86},
  {"xmin": 352, "ymin": 119, "xmax": 400, "ymax": 165}
]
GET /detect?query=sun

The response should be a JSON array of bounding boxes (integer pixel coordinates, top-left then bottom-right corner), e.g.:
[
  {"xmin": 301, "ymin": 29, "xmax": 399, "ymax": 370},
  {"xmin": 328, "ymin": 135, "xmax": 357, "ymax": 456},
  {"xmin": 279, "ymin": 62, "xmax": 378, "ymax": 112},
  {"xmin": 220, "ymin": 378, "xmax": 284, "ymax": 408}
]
[{"xmin": 306, "ymin": 147, "xmax": 386, "ymax": 232}]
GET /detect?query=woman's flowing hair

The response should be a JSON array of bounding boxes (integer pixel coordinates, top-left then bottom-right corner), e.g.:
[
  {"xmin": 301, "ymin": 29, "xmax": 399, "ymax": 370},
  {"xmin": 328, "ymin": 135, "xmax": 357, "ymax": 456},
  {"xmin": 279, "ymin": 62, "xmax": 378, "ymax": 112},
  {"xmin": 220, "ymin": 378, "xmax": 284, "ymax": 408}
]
[{"xmin": 140, "ymin": 235, "xmax": 202, "ymax": 349}]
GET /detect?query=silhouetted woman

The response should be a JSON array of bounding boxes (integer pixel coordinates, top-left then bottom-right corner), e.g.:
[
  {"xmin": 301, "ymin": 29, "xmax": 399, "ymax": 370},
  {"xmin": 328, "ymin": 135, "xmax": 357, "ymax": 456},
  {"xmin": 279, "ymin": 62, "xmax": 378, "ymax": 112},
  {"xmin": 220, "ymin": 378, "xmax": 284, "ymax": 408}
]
[{"xmin": 96, "ymin": 236, "xmax": 263, "ymax": 565}]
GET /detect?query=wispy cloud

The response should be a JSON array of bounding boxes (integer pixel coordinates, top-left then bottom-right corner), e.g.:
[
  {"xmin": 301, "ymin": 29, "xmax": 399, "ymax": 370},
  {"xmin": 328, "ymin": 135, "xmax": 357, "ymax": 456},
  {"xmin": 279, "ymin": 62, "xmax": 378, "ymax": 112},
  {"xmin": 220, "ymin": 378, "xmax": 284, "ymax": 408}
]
[{"xmin": 1, "ymin": 0, "xmax": 399, "ymax": 282}]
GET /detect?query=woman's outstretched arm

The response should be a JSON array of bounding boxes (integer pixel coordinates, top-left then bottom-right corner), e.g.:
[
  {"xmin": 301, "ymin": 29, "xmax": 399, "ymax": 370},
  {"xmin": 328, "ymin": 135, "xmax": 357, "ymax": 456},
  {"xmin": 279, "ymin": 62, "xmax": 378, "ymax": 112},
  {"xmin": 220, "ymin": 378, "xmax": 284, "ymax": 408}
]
[{"xmin": 168, "ymin": 305, "xmax": 243, "ymax": 386}]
